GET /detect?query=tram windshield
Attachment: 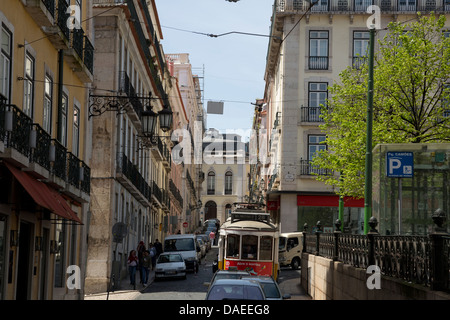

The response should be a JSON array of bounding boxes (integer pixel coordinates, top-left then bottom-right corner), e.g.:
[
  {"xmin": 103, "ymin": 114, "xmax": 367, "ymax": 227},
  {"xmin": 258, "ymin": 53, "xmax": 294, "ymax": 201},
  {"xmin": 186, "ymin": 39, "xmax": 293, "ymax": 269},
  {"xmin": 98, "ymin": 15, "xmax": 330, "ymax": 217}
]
[{"xmin": 226, "ymin": 234, "xmax": 273, "ymax": 261}]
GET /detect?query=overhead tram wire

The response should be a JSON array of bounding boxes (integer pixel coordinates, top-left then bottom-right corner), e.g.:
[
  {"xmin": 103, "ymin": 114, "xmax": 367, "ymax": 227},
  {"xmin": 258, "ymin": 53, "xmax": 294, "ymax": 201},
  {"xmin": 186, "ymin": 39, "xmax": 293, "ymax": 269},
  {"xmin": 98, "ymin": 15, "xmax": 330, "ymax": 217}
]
[
  {"xmin": 19, "ymin": 5, "xmax": 119, "ymax": 47},
  {"xmin": 161, "ymin": 25, "xmax": 280, "ymax": 40}
]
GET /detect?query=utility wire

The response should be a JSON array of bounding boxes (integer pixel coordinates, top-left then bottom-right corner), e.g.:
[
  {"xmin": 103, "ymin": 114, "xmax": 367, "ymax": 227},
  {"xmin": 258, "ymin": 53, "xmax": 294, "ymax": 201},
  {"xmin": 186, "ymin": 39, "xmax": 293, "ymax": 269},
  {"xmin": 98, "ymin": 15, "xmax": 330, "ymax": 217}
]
[{"xmin": 161, "ymin": 25, "xmax": 279, "ymax": 40}]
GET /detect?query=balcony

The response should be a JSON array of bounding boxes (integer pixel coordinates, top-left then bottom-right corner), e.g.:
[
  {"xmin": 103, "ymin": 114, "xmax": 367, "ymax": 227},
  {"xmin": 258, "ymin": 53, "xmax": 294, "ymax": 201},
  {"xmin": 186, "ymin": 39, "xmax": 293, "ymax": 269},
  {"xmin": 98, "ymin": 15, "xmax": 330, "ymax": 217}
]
[
  {"xmin": 152, "ymin": 180, "xmax": 163, "ymax": 208},
  {"xmin": 116, "ymin": 153, "xmax": 151, "ymax": 206},
  {"xmin": 150, "ymin": 135, "xmax": 171, "ymax": 169},
  {"xmin": 275, "ymin": 0, "xmax": 450, "ymax": 13},
  {"xmin": 0, "ymin": 103, "xmax": 90, "ymax": 201},
  {"xmin": 23, "ymin": 0, "xmax": 55, "ymax": 27},
  {"xmin": 27, "ymin": 0, "xmax": 94, "ymax": 82},
  {"xmin": 299, "ymin": 159, "xmax": 333, "ymax": 176},
  {"xmin": 309, "ymin": 56, "xmax": 329, "ymax": 70},
  {"xmin": 118, "ymin": 71, "xmax": 144, "ymax": 124},
  {"xmin": 169, "ymin": 179, "xmax": 183, "ymax": 208},
  {"xmin": 300, "ymin": 106, "xmax": 325, "ymax": 123}
]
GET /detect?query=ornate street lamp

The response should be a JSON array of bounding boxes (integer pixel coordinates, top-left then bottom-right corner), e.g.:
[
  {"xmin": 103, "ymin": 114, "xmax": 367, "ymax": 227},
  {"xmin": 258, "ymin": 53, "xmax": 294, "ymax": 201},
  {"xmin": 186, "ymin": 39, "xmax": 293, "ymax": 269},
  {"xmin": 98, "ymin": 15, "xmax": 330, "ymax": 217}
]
[
  {"xmin": 141, "ymin": 107, "xmax": 158, "ymax": 137},
  {"xmin": 158, "ymin": 106, "xmax": 173, "ymax": 133}
]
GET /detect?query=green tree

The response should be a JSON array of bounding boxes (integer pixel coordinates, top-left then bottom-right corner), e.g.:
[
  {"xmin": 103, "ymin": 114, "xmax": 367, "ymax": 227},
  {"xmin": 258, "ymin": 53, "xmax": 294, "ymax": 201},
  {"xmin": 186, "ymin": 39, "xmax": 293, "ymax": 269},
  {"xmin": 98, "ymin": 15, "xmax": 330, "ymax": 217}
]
[{"xmin": 313, "ymin": 13, "xmax": 450, "ymax": 198}]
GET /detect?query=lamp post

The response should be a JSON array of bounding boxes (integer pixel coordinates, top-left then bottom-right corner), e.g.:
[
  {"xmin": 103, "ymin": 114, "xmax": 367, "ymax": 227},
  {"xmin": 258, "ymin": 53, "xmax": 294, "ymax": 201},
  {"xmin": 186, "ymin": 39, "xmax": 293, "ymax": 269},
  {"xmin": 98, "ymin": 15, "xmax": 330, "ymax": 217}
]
[{"xmin": 364, "ymin": 26, "xmax": 376, "ymax": 235}]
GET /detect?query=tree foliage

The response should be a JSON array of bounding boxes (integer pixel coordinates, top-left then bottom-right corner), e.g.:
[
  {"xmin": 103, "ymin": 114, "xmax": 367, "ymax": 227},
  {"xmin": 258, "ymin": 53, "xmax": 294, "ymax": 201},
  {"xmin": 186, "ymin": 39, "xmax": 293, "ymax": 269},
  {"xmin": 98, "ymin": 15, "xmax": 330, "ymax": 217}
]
[{"xmin": 312, "ymin": 13, "xmax": 450, "ymax": 198}]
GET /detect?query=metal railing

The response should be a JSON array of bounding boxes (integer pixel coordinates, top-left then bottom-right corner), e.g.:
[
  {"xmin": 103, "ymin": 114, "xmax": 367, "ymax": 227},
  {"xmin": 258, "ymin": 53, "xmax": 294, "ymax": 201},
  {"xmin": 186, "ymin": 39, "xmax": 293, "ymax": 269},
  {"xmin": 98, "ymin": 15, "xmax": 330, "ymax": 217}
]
[
  {"xmin": 117, "ymin": 153, "xmax": 151, "ymax": 201},
  {"xmin": 300, "ymin": 106, "xmax": 325, "ymax": 122},
  {"xmin": 0, "ymin": 102, "xmax": 90, "ymax": 194},
  {"xmin": 276, "ymin": 0, "xmax": 450, "ymax": 13},
  {"xmin": 303, "ymin": 217, "xmax": 450, "ymax": 292},
  {"xmin": 299, "ymin": 159, "xmax": 333, "ymax": 176}
]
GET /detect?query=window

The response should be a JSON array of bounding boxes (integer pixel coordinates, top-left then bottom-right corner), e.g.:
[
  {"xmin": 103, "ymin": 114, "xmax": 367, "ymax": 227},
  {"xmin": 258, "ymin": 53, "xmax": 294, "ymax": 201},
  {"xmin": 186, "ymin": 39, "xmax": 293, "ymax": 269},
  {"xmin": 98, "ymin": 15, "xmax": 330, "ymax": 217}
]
[
  {"xmin": 259, "ymin": 236, "xmax": 273, "ymax": 261},
  {"xmin": 242, "ymin": 235, "xmax": 258, "ymax": 260},
  {"xmin": 72, "ymin": 105, "xmax": 80, "ymax": 156},
  {"xmin": 54, "ymin": 221, "xmax": 66, "ymax": 287},
  {"xmin": 58, "ymin": 93, "xmax": 68, "ymax": 147},
  {"xmin": 23, "ymin": 52, "xmax": 35, "ymax": 118},
  {"xmin": 308, "ymin": 82, "xmax": 328, "ymax": 121},
  {"xmin": 43, "ymin": 75, "xmax": 53, "ymax": 133},
  {"xmin": 353, "ymin": 31, "xmax": 370, "ymax": 69},
  {"xmin": 225, "ymin": 171, "xmax": 232, "ymax": 195},
  {"xmin": 308, "ymin": 135, "xmax": 327, "ymax": 160},
  {"xmin": 309, "ymin": 31, "xmax": 328, "ymax": 70},
  {"xmin": 226, "ymin": 234, "xmax": 240, "ymax": 258},
  {"xmin": 354, "ymin": 0, "xmax": 373, "ymax": 11},
  {"xmin": 311, "ymin": 0, "xmax": 329, "ymax": 11},
  {"xmin": 0, "ymin": 26, "xmax": 12, "ymax": 102},
  {"xmin": 398, "ymin": 0, "xmax": 416, "ymax": 11},
  {"xmin": 207, "ymin": 171, "xmax": 215, "ymax": 195}
]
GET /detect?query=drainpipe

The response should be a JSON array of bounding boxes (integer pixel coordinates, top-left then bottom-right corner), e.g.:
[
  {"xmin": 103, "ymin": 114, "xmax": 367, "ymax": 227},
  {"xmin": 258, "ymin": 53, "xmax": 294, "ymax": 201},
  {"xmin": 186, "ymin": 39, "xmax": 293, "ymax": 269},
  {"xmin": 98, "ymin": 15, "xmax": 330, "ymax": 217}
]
[{"xmin": 57, "ymin": 49, "xmax": 63, "ymax": 142}]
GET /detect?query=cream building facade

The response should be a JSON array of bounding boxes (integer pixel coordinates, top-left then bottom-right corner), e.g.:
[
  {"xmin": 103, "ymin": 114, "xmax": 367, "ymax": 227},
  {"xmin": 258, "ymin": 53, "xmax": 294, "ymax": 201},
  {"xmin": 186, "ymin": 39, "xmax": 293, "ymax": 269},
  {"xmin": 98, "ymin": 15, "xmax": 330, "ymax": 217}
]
[
  {"xmin": 0, "ymin": 0, "xmax": 93, "ymax": 299},
  {"xmin": 85, "ymin": 0, "xmax": 176, "ymax": 294},
  {"xmin": 201, "ymin": 130, "xmax": 250, "ymax": 224},
  {"xmin": 260, "ymin": 0, "xmax": 450, "ymax": 234},
  {"xmin": 166, "ymin": 53, "xmax": 205, "ymax": 233}
]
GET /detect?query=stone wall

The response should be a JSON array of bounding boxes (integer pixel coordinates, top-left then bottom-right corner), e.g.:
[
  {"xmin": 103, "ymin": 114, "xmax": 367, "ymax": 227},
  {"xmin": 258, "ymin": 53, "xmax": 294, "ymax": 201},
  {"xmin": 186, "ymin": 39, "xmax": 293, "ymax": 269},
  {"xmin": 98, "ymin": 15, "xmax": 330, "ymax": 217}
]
[{"xmin": 301, "ymin": 253, "xmax": 450, "ymax": 300}]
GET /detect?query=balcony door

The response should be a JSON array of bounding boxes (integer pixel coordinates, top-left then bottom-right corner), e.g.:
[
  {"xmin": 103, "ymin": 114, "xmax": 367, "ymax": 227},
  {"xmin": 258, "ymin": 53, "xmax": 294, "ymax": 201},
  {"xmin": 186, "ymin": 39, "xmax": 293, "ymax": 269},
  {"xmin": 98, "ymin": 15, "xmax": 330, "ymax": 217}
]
[{"xmin": 398, "ymin": 0, "xmax": 416, "ymax": 11}]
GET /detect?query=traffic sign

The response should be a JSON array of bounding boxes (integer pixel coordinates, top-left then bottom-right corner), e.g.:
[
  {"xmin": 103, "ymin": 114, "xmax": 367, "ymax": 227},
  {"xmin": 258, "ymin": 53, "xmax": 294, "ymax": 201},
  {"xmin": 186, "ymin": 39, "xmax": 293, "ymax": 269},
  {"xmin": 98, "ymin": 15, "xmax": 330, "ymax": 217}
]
[
  {"xmin": 112, "ymin": 222, "xmax": 128, "ymax": 243},
  {"xmin": 386, "ymin": 152, "xmax": 414, "ymax": 178},
  {"xmin": 183, "ymin": 221, "xmax": 188, "ymax": 228}
]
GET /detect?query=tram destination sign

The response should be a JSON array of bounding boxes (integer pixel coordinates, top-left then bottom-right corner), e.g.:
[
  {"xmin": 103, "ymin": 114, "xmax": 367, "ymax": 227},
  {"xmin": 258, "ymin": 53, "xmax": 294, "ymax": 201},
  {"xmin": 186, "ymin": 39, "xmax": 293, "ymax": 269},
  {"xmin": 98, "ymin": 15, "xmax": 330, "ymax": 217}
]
[{"xmin": 231, "ymin": 212, "xmax": 270, "ymax": 223}]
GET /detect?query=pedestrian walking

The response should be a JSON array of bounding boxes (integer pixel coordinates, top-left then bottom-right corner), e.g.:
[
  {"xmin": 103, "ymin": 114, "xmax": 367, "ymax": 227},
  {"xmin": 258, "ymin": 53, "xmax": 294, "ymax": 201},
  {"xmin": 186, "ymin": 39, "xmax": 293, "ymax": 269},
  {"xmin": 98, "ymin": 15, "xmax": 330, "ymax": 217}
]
[
  {"xmin": 137, "ymin": 241, "xmax": 146, "ymax": 284},
  {"xmin": 141, "ymin": 250, "xmax": 151, "ymax": 286},
  {"xmin": 154, "ymin": 239, "xmax": 163, "ymax": 258},
  {"xmin": 149, "ymin": 243, "xmax": 157, "ymax": 270},
  {"xmin": 127, "ymin": 250, "xmax": 138, "ymax": 287}
]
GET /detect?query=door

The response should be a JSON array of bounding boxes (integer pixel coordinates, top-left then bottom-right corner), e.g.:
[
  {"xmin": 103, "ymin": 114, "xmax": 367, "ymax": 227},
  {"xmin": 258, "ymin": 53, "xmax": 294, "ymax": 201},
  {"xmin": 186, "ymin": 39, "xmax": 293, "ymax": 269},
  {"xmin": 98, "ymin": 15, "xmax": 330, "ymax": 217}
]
[{"xmin": 16, "ymin": 222, "xmax": 32, "ymax": 300}]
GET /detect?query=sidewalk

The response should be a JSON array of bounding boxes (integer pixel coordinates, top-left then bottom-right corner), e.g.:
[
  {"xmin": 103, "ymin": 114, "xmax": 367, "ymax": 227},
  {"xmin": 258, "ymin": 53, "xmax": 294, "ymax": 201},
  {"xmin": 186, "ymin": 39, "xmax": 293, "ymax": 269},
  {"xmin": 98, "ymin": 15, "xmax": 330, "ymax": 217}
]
[{"xmin": 84, "ymin": 269, "xmax": 154, "ymax": 300}]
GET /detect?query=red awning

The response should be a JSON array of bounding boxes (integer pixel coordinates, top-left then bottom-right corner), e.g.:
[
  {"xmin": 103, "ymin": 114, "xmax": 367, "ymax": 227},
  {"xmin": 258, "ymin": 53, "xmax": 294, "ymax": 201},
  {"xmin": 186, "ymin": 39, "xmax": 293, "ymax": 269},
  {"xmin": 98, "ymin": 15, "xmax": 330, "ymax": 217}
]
[
  {"xmin": 5, "ymin": 162, "xmax": 81, "ymax": 223},
  {"xmin": 297, "ymin": 194, "xmax": 364, "ymax": 207}
]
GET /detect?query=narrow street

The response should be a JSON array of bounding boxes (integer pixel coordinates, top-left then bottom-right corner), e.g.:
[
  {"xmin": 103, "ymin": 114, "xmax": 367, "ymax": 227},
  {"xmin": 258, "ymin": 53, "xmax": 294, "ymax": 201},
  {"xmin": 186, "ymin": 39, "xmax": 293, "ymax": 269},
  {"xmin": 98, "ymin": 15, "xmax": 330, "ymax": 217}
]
[{"xmin": 136, "ymin": 246, "xmax": 311, "ymax": 300}]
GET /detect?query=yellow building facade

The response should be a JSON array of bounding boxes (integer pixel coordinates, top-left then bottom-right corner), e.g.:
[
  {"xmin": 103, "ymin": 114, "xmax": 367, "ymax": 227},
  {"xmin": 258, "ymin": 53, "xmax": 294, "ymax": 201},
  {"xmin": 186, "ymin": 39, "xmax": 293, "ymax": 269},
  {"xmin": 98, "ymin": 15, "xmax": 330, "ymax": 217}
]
[{"xmin": 0, "ymin": 0, "xmax": 93, "ymax": 299}]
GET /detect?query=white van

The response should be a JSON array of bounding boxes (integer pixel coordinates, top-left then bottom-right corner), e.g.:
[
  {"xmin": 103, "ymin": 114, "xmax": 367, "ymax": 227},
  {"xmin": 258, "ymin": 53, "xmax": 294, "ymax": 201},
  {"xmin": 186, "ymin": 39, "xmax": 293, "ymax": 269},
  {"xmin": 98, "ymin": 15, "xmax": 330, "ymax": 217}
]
[
  {"xmin": 278, "ymin": 232, "xmax": 303, "ymax": 270},
  {"xmin": 163, "ymin": 234, "xmax": 201, "ymax": 272}
]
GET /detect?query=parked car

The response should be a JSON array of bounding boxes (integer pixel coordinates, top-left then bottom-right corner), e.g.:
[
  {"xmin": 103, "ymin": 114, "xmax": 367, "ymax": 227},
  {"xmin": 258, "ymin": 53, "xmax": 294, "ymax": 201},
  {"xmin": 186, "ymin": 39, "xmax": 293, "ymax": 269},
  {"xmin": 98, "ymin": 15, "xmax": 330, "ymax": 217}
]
[
  {"xmin": 205, "ymin": 279, "xmax": 265, "ymax": 300},
  {"xmin": 241, "ymin": 275, "xmax": 291, "ymax": 300},
  {"xmin": 154, "ymin": 253, "xmax": 187, "ymax": 281},
  {"xmin": 204, "ymin": 269, "xmax": 251, "ymax": 289},
  {"xmin": 163, "ymin": 234, "xmax": 200, "ymax": 272},
  {"xmin": 196, "ymin": 234, "xmax": 211, "ymax": 251}
]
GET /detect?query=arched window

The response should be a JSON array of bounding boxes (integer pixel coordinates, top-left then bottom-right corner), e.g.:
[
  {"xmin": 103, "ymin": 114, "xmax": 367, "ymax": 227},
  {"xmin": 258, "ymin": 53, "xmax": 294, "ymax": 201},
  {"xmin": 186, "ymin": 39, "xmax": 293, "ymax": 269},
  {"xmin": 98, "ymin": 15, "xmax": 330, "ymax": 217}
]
[
  {"xmin": 207, "ymin": 171, "xmax": 215, "ymax": 195},
  {"xmin": 225, "ymin": 171, "xmax": 232, "ymax": 195}
]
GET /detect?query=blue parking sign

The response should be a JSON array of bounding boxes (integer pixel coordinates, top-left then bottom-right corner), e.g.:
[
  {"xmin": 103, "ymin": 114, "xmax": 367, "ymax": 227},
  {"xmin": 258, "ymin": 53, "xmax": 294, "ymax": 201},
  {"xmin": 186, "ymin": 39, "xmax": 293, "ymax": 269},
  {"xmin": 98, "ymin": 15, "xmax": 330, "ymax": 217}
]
[{"xmin": 386, "ymin": 152, "xmax": 414, "ymax": 178}]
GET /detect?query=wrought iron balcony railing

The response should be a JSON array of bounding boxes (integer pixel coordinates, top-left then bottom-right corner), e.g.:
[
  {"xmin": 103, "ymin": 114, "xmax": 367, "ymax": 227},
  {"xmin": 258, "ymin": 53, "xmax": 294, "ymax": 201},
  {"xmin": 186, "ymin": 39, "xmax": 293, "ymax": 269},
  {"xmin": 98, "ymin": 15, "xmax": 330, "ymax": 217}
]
[
  {"xmin": 275, "ymin": 0, "xmax": 450, "ymax": 13},
  {"xmin": 300, "ymin": 106, "xmax": 325, "ymax": 122},
  {"xmin": 30, "ymin": 123, "xmax": 51, "ymax": 171},
  {"xmin": 2, "ymin": 104, "xmax": 32, "ymax": 157},
  {"xmin": 152, "ymin": 180, "xmax": 162, "ymax": 204},
  {"xmin": 117, "ymin": 153, "xmax": 151, "ymax": 201},
  {"xmin": 299, "ymin": 159, "xmax": 333, "ymax": 176},
  {"xmin": 0, "ymin": 102, "xmax": 90, "ymax": 194},
  {"xmin": 309, "ymin": 56, "xmax": 329, "ymax": 70}
]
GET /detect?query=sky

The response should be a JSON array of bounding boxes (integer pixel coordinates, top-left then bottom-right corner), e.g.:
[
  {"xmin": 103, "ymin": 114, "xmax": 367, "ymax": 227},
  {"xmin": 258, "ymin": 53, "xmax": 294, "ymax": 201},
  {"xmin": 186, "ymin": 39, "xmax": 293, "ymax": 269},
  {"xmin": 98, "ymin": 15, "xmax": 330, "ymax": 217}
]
[{"xmin": 154, "ymin": 0, "xmax": 275, "ymax": 141}]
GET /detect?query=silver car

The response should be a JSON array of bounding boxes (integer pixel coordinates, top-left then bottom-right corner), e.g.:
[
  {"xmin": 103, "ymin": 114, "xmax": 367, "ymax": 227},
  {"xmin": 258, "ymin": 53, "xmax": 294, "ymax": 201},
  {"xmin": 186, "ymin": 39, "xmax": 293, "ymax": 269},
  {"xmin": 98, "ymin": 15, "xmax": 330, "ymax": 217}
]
[
  {"xmin": 154, "ymin": 253, "xmax": 187, "ymax": 281},
  {"xmin": 205, "ymin": 279, "xmax": 265, "ymax": 300},
  {"xmin": 241, "ymin": 276, "xmax": 291, "ymax": 300}
]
